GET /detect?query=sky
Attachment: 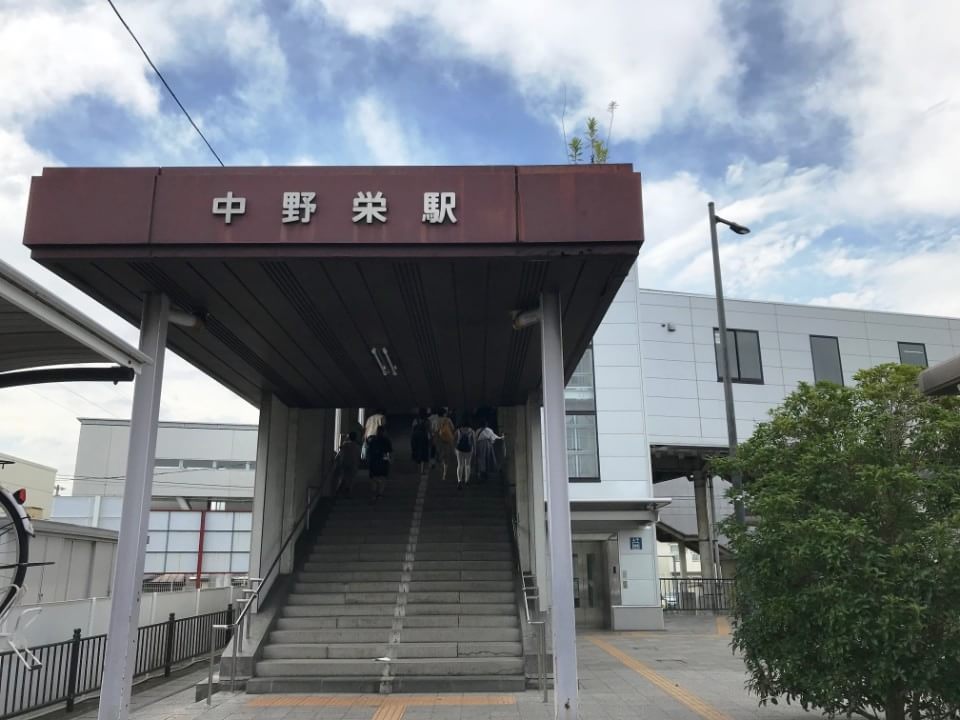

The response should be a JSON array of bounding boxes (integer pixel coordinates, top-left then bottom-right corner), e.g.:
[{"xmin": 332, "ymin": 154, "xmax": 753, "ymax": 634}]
[{"xmin": 1, "ymin": 0, "xmax": 959, "ymax": 484}]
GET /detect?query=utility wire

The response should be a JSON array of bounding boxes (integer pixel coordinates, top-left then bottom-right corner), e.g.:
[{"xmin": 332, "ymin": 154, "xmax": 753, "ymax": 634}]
[{"xmin": 105, "ymin": 0, "xmax": 225, "ymax": 167}]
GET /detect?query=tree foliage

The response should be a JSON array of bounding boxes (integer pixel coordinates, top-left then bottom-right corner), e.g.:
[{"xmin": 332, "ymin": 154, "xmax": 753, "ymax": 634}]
[{"xmin": 714, "ymin": 364, "xmax": 960, "ymax": 720}]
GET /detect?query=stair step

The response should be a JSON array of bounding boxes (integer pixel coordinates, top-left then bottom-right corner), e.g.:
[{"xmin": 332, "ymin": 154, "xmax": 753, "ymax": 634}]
[
  {"xmin": 287, "ymin": 592, "xmax": 398, "ymax": 605},
  {"xmin": 262, "ymin": 641, "xmax": 522, "ymax": 660},
  {"xmin": 278, "ymin": 604, "xmax": 397, "ymax": 617},
  {"xmin": 254, "ymin": 657, "xmax": 524, "ymax": 677},
  {"xmin": 401, "ymin": 627, "xmax": 521, "ymax": 642},
  {"xmin": 245, "ymin": 675, "xmax": 526, "ymax": 694}
]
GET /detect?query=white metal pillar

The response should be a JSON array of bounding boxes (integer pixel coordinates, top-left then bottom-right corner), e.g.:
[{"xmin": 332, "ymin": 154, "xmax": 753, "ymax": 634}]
[
  {"xmin": 539, "ymin": 291, "xmax": 579, "ymax": 720},
  {"xmin": 97, "ymin": 293, "xmax": 169, "ymax": 720}
]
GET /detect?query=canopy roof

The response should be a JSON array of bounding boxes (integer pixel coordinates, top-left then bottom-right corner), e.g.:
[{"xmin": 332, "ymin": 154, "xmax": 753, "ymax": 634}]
[
  {"xmin": 23, "ymin": 164, "xmax": 644, "ymax": 410},
  {"xmin": 0, "ymin": 258, "xmax": 148, "ymax": 384},
  {"xmin": 918, "ymin": 353, "xmax": 960, "ymax": 396}
]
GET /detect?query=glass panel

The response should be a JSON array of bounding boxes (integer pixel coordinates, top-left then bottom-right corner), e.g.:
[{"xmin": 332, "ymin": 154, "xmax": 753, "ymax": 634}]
[
  {"xmin": 146, "ymin": 531, "xmax": 167, "ymax": 551},
  {"xmin": 231, "ymin": 553, "xmax": 250, "ymax": 572},
  {"xmin": 202, "ymin": 553, "xmax": 231, "ymax": 572},
  {"xmin": 586, "ymin": 553, "xmax": 597, "ymax": 608},
  {"xmin": 203, "ymin": 532, "xmax": 232, "ymax": 551},
  {"xmin": 898, "ymin": 342, "xmax": 928, "ymax": 368},
  {"xmin": 566, "ymin": 415, "xmax": 599, "ymax": 479},
  {"xmin": 148, "ymin": 512, "xmax": 169, "ymax": 530},
  {"xmin": 714, "ymin": 329, "xmax": 739, "ymax": 380},
  {"xmin": 155, "ymin": 458, "xmax": 180, "ymax": 468},
  {"xmin": 811, "ymin": 335, "xmax": 843, "ymax": 384},
  {"xmin": 232, "ymin": 531, "xmax": 252, "ymax": 552},
  {"xmin": 167, "ymin": 531, "xmax": 200, "ymax": 552},
  {"xmin": 564, "ymin": 348, "xmax": 596, "ymax": 412},
  {"xmin": 234, "ymin": 513, "xmax": 253, "ymax": 531},
  {"xmin": 204, "ymin": 512, "xmax": 235, "ymax": 531},
  {"xmin": 143, "ymin": 553, "xmax": 165, "ymax": 573},
  {"xmin": 167, "ymin": 553, "xmax": 198, "ymax": 572},
  {"xmin": 736, "ymin": 330, "xmax": 763, "ymax": 381},
  {"xmin": 169, "ymin": 512, "xmax": 202, "ymax": 531}
]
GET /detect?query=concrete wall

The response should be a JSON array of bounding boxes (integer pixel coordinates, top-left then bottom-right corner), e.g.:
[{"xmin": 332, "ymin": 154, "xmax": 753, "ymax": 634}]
[
  {"xmin": 4, "ymin": 586, "xmax": 234, "ymax": 647},
  {"xmin": 250, "ymin": 395, "xmax": 335, "ymax": 604},
  {"xmin": 72, "ymin": 419, "xmax": 257, "ymax": 498},
  {"xmin": 17, "ymin": 520, "xmax": 117, "ymax": 604},
  {"xmin": 0, "ymin": 452, "xmax": 56, "ymax": 518}
]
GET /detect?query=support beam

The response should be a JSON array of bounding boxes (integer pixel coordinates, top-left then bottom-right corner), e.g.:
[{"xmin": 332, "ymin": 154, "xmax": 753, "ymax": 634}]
[
  {"xmin": 97, "ymin": 292, "xmax": 169, "ymax": 720},
  {"xmin": 693, "ymin": 474, "xmax": 716, "ymax": 581},
  {"xmin": 539, "ymin": 291, "xmax": 579, "ymax": 720}
]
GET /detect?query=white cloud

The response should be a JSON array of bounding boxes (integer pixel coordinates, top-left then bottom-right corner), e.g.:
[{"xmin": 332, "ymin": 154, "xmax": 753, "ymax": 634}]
[
  {"xmin": 303, "ymin": 0, "xmax": 742, "ymax": 143},
  {"xmin": 785, "ymin": 0, "xmax": 960, "ymax": 218},
  {"xmin": 348, "ymin": 93, "xmax": 436, "ymax": 164}
]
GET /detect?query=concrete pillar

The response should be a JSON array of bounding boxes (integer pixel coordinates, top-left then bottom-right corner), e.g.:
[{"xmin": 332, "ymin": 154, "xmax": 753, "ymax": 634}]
[
  {"xmin": 250, "ymin": 393, "xmax": 290, "ymax": 604},
  {"xmin": 525, "ymin": 394, "xmax": 549, "ymax": 608},
  {"xmin": 503, "ymin": 406, "xmax": 532, "ymax": 570},
  {"xmin": 693, "ymin": 474, "xmax": 716, "ymax": 580},
  {"xmin": 539, "ymin": 291, "xmax": 579, "ymax": 720},
  {"xmin": 97, "ymin": 293, "xmax": 169, "ymax": 720},
  {"xmin": 678, "ymin": 544, "xmax": 689, "ymax": 579}
]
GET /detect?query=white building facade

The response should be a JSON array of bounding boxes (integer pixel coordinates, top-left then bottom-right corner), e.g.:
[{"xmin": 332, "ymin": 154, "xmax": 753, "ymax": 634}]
[{"xmin": 564, "ymin": 265, "xmax": 960, "ymax": 628}]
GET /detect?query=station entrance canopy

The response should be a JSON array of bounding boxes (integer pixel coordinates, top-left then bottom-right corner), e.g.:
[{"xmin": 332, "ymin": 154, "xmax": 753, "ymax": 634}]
[{"xmin": 23, "ymin": 165, "xmax": 643, "ymax": 410}]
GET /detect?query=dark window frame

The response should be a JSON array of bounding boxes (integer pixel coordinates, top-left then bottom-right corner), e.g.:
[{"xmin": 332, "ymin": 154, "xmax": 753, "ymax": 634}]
[
  {"xmin": 898, "ymin": 341, "xmax": 928, "ymax": 368},
  {"xmin": 810, "ymin": 334, "xmax": 844, "ymax": 385},
  {"xmin": 565, "ymin": 345, "xmax": 601, "ymax": 483},
  {"xmin": 713, "ymin": 328, "xmax": 764, "ymax": 385}
]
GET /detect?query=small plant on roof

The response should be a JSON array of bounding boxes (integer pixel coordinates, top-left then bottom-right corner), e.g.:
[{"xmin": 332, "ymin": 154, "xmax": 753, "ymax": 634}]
[{"xmin": 566, "ymin": 100, "xmax": 617, "ymax": 164}]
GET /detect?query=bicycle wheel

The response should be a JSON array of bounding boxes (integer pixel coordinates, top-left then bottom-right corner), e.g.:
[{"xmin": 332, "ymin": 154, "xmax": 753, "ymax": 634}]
[{"xmin": 0, "ymin": 490, "xmax": 28, "ymax": 618}]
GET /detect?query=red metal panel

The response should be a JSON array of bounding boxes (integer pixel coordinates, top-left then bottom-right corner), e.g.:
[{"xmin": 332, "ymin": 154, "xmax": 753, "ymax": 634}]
[
  {"xmin": 517, "ymin": 165, "xmax": 643, "ymax": 245},
  {"xmin": 23, "ymin": 168, "xmax": 157, "ymax": 246},
  {"xmin": 150, "ymin": 166, "xmax": 517, "ymax": 245}
]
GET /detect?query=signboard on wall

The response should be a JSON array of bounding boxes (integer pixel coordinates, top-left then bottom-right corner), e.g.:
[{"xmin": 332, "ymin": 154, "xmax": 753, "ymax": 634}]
[{"xmin": 629, "ymin": 536, "xmax": 643, "ymax": 550}]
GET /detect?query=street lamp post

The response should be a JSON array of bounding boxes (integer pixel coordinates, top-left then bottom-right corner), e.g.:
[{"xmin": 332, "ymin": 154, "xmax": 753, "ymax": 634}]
[{"xmin": 708, "ymin": 201, "xmax": 749, "ymax": 525}]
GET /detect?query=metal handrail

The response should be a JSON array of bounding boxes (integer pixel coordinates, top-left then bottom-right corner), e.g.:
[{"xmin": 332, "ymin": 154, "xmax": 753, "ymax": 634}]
[
  {"xmin": 510, "ymin": 515, "xmax": 547, "ymax": 702},
  {"xmin": 206, "ymin": 486, "xmax": 325, "ymax": 702}
]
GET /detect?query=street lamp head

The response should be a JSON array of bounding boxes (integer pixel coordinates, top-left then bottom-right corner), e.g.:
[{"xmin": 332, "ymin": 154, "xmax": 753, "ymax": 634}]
[{"xmin": 714, "ymin": 213, "xmax": 751, "ymax": 235}]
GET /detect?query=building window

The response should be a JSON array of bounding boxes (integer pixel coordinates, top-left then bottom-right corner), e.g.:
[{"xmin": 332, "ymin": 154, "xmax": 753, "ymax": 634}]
[
  {"xmin": 898, "ymin": 342, "xmax": 928, "ymax": 368},
  {"xmin": 810, "ymin": 335, "xmax": 844, "ymax": 385},
  {"xmin": 564, "ymin": 347, "xmax": 600, "ymax": 482},
  {"xmin": 714, "ymin": 328, "xmax": 763, "ymax": 384},
  {"xmin": 155, "ymin": 458, "xmax": 181, "ymax": 468},
  {"xmin": 215, "ymin": 460, "xmax": 248, "ymax": 470}
]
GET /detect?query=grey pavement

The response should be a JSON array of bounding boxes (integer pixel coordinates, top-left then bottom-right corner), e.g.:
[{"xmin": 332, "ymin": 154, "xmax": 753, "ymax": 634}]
[{"xmin": 80, "ymin": 617, "xmax": 815, "ymax": 720}]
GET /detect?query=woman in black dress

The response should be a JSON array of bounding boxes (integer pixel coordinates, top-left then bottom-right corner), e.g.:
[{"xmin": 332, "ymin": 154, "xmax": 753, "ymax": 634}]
[{"xmin": 366, "ymin": 425, "xmax": 392, "ymax": 503}]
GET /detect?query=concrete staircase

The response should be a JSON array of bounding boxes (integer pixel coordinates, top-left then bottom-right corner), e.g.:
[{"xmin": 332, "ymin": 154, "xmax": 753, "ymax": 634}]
[{"xmin": 246, "ymin": 467, "xmax": 525, "ymax": 693}]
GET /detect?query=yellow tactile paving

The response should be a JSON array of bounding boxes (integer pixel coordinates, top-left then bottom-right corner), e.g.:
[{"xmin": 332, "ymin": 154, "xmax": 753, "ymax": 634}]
[
  {"xmin": 589, "ymin": 636, "xmax": 734, "ymax": 720},
  {"xmin": 247, "ymin": 693, "xmax": 516, "ymax": 720}
]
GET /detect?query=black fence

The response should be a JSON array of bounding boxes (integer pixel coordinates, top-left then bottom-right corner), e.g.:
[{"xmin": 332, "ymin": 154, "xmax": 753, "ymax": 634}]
[
  {"xmin": 0, "ymin": 606, "xmax": 233, "ymax": 720},
  {"xmin": 660, "ymin": 578, "xmax": 734, "ymax": 612}
]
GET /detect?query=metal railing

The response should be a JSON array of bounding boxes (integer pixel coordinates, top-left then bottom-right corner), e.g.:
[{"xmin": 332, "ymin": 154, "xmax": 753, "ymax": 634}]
[
  {"xmin": 660, "ymin": 577, "xmax": 734, "ymax": 612},
  {"xmin": 0, "ymin": 606, "xmax": 232, "ymax": 720},
  {"xmin": 510, "ymin": 516, "xmax": 547, "ymax": 702},
  {"xmin": 207, "ymin": 486, "xmax": 328, "ymax": 702}
]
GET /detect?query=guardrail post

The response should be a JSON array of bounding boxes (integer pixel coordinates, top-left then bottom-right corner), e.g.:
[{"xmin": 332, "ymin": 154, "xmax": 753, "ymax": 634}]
[
  {"xmin": 226, "ymin": 604, "xmax": 234, "ymax": 640},
  {"xmin": 65, "ymin": 628, "xmax": 82, "ymax": 712},
  {"xmin": 163, "ymin": 613, "xmax": 176, "ymax": 677}
]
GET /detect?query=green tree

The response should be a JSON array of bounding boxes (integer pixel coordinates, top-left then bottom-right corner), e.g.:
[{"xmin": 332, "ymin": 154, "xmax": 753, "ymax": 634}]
[{"xmin": 714, "ymin": 364, "xmax": 960, "ymax": 720}]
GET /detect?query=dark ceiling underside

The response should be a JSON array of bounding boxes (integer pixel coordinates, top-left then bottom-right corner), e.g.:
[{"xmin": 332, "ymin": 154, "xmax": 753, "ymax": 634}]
[{"xmin": 40, "ymin": 251, "xmax": 633, "ymax": 410}]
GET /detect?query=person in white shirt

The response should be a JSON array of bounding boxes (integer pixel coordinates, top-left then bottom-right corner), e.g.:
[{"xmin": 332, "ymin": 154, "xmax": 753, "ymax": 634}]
[{"xmin": 474, "ymin": 420, "xmax": 504, "ymax": 484}]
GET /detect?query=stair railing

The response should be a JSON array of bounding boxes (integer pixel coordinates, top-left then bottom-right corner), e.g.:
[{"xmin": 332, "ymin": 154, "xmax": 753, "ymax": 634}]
[
  {"xmin": 510, "ymin": 515, "xmax": 548, "ymax": 702},
  {"xmin": 206, "ymin": 485, "xmax": 327, "ymax": 703}
]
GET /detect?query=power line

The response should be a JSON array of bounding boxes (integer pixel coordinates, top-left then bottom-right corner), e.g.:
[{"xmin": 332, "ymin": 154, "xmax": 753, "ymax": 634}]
[{"xmin": 105, "ymin": 0, "xmax": 225, "ymax": 167}]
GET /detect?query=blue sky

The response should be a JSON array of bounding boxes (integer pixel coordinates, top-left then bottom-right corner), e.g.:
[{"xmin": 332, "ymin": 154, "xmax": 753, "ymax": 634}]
[{"xmin": 1, "ymin": 0, "xmax": 959, "ymax": 476}]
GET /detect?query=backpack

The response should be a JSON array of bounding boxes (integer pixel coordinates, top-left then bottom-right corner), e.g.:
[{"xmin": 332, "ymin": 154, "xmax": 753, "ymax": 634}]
[
  {"xmin": 437, "ymin": 420, "xmax": 454, "ymax": 445},
  {"xmin": 456, "ymin": 428, "xmax": 474, "ymax": 453}
]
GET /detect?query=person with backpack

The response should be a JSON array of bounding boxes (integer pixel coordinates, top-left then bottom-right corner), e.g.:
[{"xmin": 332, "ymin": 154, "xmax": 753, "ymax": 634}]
[
  {"xmin": 366, "ymin": 425, "xmax": 392, "ymax": 503},
  {"xmin": 434, "ymin": 408, "xmax": 456, "ymax": 482},
  {"xmin": 454, "ymin": 417, "xmax": 476, "ymax": 490},
  {"xmin": 411, "ymin": 408, "xmax": 431, "ymax": 477}
]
